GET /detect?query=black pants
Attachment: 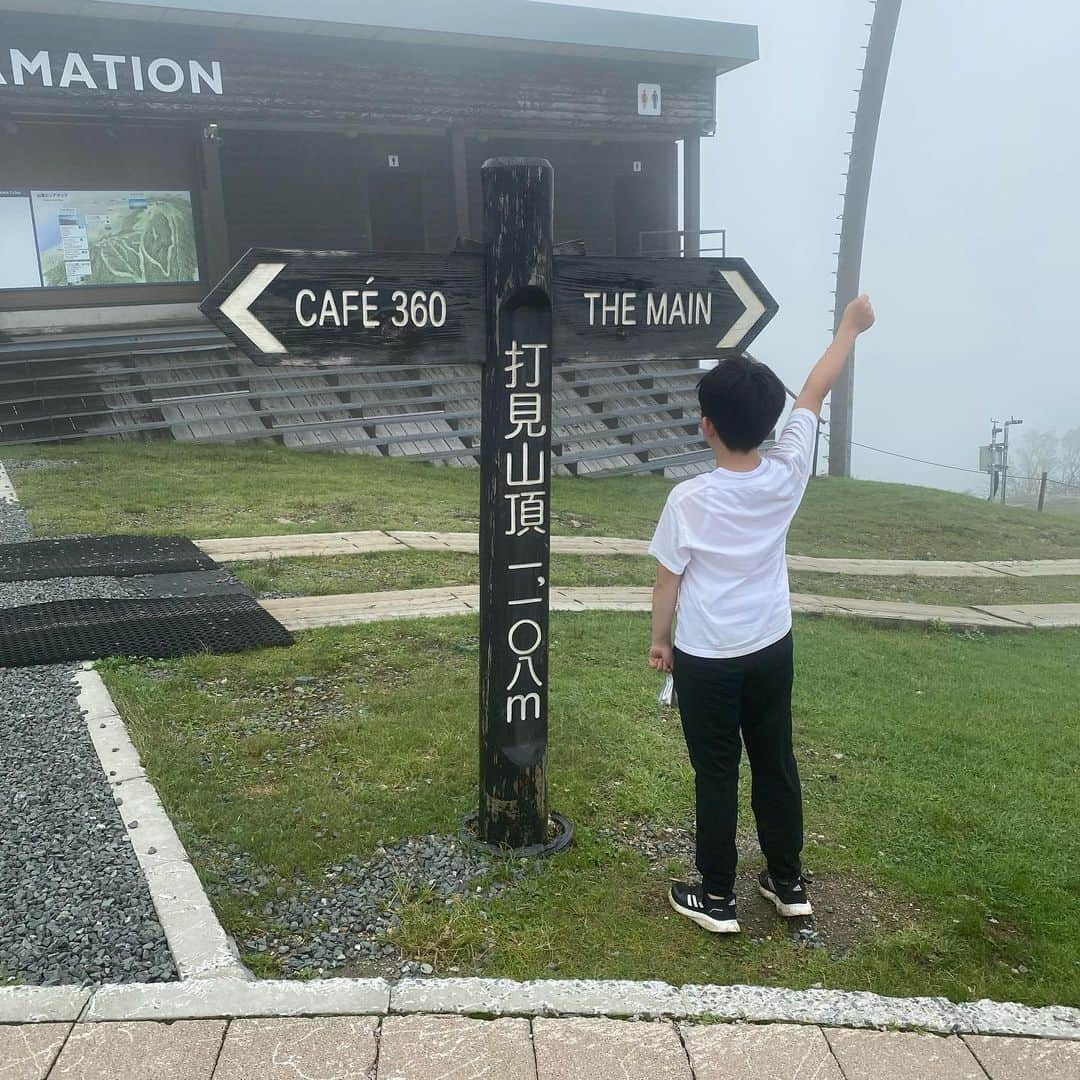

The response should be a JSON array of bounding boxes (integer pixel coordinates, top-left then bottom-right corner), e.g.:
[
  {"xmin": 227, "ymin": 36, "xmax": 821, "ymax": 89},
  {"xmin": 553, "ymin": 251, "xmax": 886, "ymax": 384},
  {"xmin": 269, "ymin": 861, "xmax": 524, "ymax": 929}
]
[{"xmin": 673, "ymin": 631, "xmax": 802, "ymax": 896}]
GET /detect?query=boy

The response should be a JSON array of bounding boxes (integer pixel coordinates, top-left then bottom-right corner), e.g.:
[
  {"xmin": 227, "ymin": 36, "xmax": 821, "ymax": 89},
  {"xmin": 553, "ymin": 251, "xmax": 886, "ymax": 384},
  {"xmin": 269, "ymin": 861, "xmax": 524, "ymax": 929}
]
[{"xmin": 648, "ymin": 294, "xmax": 875, "ymax": 934}]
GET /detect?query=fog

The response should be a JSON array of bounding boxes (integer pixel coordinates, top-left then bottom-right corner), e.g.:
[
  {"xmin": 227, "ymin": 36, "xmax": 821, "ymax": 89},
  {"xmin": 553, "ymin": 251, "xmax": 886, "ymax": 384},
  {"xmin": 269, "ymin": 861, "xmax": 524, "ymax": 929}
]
[{"xmin": 546, "ymin": 0, "xmax": 1080, "ymax": 493}]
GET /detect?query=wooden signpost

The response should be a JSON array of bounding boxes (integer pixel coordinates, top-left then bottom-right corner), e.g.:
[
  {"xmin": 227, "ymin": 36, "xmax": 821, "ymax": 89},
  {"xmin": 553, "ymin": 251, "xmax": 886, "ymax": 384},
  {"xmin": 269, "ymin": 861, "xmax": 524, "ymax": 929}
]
[{"xmin": 201, "ymin": 157, "xmax": 778, "ymax": 851}]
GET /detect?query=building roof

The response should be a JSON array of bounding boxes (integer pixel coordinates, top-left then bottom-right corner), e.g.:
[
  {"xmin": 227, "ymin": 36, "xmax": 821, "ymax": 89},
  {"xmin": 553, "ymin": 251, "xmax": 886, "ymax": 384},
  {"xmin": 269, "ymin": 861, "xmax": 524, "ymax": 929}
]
[{"xmin": 4, "ymin": 0, "xmax": 759, "ymax": 74}]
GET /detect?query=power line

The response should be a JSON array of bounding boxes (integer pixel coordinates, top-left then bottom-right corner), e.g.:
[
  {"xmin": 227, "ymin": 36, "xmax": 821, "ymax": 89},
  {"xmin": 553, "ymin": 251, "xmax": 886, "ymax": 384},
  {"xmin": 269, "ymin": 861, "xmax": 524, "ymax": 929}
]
[
  {"xmin": 818, "ymin": 431, "xmax": 984, "ymax": 474},
  {"xmin": 816, "ymin": 431, "xmax": 1080, "ymax": 490}
]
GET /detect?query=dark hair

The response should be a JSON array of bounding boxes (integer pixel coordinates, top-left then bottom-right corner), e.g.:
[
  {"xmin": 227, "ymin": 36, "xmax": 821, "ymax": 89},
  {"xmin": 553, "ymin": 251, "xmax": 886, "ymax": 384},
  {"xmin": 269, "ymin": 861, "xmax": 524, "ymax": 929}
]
[{"xmin": 697, "ymin": 356, "xmax": 786, "ymax": 452}]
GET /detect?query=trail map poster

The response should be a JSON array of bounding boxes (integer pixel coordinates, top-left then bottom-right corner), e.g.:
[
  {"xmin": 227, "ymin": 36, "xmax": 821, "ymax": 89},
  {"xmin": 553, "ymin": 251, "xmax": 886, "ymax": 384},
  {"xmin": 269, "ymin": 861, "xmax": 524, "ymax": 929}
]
[{"xmin": 29, "ymin": 190, "xmax": 200, "ymax": 288}]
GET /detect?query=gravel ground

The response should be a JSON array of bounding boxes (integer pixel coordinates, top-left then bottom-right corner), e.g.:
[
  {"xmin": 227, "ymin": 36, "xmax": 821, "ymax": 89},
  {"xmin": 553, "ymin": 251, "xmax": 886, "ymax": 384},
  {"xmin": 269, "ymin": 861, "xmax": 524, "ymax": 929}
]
[
  {"xmin": 0, "ymin": 502, "xmax": 31, "ymax": 544},
  {"xmin": 213, "ymin": 834, "xmax": 533, "ymax": 979},
  {"xmin": 0, "ymin": 576, "xmax": 145, "ymax": 607},
  {"xmin": 4, "ymin": 458, "xmax": 79, "ymax": 473},
  {"xmin": 0, "ymin": 485, "xmax": 176, "ymax": 986}
]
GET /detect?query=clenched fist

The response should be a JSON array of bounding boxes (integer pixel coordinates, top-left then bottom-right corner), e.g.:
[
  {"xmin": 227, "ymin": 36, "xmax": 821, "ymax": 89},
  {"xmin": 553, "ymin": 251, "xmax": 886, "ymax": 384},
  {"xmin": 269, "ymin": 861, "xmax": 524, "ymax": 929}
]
[
  {"xmin": 649, "ymin": 643, "xmax": 674, "ymax": 673},
  {"xmin": 841, "ymin": 294, "xmax": 875, "ymax": 335}
]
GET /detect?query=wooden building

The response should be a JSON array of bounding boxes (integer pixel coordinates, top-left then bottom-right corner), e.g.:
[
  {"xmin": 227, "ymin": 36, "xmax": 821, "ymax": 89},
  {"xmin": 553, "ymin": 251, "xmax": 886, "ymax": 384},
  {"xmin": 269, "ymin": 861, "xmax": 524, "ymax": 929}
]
[{"xmin": 0, "ymin": 0, "xmax": 760, "ymax": 474}]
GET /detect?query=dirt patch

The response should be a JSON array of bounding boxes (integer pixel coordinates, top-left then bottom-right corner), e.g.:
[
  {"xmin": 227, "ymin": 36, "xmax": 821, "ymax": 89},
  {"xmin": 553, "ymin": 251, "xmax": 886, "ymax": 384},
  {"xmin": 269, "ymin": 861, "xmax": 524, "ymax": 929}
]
[{"xmin": 602, "ymin": 820, "xmax": 922, "ymax": 953}]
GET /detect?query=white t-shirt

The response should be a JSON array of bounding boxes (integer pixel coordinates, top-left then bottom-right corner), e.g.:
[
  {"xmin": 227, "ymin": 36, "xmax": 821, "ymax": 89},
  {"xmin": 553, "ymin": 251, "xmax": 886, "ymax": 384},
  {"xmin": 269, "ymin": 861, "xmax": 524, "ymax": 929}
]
[{"xmin": 648, "ymin": 408, "xmax": 817, "ymax": 659}]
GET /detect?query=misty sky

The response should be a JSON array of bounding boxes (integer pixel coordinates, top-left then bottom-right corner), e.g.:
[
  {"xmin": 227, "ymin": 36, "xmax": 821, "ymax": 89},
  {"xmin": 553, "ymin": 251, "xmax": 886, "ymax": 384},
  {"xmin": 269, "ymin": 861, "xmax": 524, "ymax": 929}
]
[{"xmin": 548, "ymin": 0, "xmax": 1080, "ymax": 492}]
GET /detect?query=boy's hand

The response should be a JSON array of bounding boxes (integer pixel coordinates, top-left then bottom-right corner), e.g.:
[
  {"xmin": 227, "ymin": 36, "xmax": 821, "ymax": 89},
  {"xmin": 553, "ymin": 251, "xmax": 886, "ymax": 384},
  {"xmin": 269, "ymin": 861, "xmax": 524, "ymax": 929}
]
[
  {"xmin": 841, "ymin": 294, "xmax": 875, "ymax": 335},
  {"xmin": 649, "ymin": 643, "xmax": 674, "ymax": 673}
]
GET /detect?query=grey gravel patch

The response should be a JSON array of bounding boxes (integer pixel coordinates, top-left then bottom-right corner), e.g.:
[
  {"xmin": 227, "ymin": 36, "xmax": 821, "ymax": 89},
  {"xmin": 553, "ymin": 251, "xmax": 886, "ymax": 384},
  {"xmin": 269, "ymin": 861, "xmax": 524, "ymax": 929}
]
[
  {"xmin": 3, "ymin": 458, "xmax": 79, "ymax": 473},
  {"xmin": 0, "ymin": 575, "xmax": 143, "ymax": 607},
  {"xmin": 213, "ymin": 835, "xmax": 534, "ymax": 978},
  {"xmin": 0, "ymin": 571, "xmax": 249, "ymax": 609},
  {"xmin": 0, "ymin": 662, "xmax": 178, "ymax": 985},
  {"xmin": 0, "ymin": 488, "xmax": 176, "ymax": 986},
  {"xmin": 0, "ymin": 502, "xmax": 31, "ymax": 543}
]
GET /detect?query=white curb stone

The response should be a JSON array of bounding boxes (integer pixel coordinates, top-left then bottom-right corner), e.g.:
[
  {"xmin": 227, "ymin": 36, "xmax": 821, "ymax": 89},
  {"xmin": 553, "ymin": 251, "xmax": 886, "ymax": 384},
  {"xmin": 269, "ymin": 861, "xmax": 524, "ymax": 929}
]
[
  {"xmin": 680, "ymin": 984, "xmax": 964, "ymax": 1035},
  {"xmin": 390, "ymin": 978, "xmax": 685, "ymax": 1018},
  {"xmin": 0, "ymin": 462, "xmax": 16, "ymax": 504},
  {"xmin": 954, "ymin": 998, "xmax": 1080, "ymax": 1039},
  {"xmin": 74, "ymin": 666, "xmax": 250, "ymax": 983},
  {"xmin": 4, "ymin": 977, "xmax": 1079, "ymax": 1040},
  {"xmin": 0, "ymin": 986, "xmax": 91, "ymax": 1024},
  {"xmin": 81, "ymin": 686, "xmax": 147, "ymax": 785},
  {"xmin": 84, "ymin": 978, "xmax": 391, "ymax": 1022}
]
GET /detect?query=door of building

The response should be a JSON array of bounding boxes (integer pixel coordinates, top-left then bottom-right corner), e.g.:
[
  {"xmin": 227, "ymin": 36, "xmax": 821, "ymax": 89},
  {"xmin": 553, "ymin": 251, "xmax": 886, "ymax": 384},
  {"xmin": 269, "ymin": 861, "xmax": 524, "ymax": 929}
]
[
  {"xmin": 613, "ymin": 172, "xmax": 672, "ymax": 257},
  {"xmin": 369, "ymin": 172, "xmax": 426, "ymax": 252}
]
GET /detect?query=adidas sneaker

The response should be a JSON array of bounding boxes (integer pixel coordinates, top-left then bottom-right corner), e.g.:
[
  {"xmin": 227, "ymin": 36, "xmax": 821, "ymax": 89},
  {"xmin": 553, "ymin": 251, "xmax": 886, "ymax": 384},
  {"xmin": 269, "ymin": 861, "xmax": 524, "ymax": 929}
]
[
  {"xmin": 668, "ymin": 882, "xmax": 740, "ymax": 934},
  {"xmin": 757, "ymin": 869, "xmax": 813, "ymax": 917}
]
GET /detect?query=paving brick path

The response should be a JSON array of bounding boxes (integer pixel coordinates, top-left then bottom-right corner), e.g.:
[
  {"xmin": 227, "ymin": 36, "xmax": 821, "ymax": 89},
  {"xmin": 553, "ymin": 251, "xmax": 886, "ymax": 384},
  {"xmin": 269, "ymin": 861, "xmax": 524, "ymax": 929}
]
[
  {"xmin": 4, "ymin": 1015, "xmax": 1078, "ymax": 1078},
  {"xmin": 197, "ymin": 530, "xmax": 1080, "ymax": 579},
  {"xmin": 260, "ymin": 584, "xmax": 1080, "ymax": 632}
]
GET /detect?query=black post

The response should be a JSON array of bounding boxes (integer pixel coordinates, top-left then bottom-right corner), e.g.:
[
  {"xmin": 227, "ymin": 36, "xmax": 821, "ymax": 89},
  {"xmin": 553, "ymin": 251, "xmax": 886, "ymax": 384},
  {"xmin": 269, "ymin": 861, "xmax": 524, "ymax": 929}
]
[
  {"xmin": 683, "ymin": 136, "xmax": 701, "ymax": 258},
  {"xmin": 197, "ymin": 124, "xmax": 231, "ymax": 290},
  {"xmin": 478, "ymin": 158, "xmax": 554, "ymax": 848},
  {"xmin": 1037, "ymin": 471, "xmax": 1048, "ymax": 513}
]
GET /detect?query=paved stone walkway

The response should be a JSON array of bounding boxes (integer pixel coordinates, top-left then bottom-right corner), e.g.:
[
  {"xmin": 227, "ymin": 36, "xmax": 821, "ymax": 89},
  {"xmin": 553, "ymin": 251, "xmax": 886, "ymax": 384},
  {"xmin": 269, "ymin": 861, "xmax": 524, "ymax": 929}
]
[
  {"xmin": 4, "ymin": 1014, "xmax": 1078, "ymax": 1078},
  {"xmin": 261, "ymin": 585, "xmax": 1080, "ymax": 632},
  {"xmin": 197, "ymin": 530, "xmax": 1080, "ymax": 578}
]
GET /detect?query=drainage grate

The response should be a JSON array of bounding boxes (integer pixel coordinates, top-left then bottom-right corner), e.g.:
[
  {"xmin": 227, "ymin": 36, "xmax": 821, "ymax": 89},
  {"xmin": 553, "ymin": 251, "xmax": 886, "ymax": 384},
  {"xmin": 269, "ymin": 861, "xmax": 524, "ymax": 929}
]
[
  {"xmin": 0, "ymin": 595, "xmax": 293, "ymax": 668},
  {"xmin": 0, "ymin": 535, "xmax": 217, "ymax": 582}
]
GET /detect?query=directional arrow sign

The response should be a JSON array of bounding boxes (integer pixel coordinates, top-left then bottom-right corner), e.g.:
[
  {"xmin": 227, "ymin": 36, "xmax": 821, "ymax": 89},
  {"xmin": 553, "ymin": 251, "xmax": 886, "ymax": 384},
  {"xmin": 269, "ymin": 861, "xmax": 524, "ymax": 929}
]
[
  {"xmin": 198, "ymin": 160, "xmax": 782, "ymax": 856},
  {"xmin": 552, "ymin": 256, "xmax": 777, "ymax": 362},
  {"xmin": 201, "ymin": 249, "xmax": 777, "ymax": 366},
  {"xmin": 201, "ymin": 248, "xmax": 486, "ymax": 367}
]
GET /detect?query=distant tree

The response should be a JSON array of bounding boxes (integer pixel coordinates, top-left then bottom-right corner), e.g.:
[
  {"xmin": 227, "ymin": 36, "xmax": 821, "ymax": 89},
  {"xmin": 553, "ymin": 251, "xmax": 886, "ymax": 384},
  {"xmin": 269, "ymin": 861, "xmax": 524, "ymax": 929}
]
[
  {"xmin": 1015, "ymin": 429, "xmax": 1059, "ymax": 495},
  {"xmin": 1056, "ymin": 427, "xmax": 1080, "ymax": 489}
]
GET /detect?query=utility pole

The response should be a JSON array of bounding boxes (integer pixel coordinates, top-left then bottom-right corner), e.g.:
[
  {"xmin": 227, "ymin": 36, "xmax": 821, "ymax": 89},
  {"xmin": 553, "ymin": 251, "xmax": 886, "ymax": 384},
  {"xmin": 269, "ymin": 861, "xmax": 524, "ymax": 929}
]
[
  {"xmin": 1000, "ymin": 417, "xmax": 1023, "ymax": 505},
  {"xmin": 988, "ymin": 419, "xmax": 1003, "ymax": 501},
  {"xmin": 828, "ymin": 0, "xmax": 903, "ymax": 477}
]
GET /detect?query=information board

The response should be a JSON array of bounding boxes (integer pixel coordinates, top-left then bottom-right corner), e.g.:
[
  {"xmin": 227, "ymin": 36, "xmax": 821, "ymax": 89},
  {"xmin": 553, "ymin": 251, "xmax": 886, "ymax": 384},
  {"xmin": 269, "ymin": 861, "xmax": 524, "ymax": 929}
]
[{"xmin": 31, "ymin": 190, "xmax": 199, "ymax": 287}]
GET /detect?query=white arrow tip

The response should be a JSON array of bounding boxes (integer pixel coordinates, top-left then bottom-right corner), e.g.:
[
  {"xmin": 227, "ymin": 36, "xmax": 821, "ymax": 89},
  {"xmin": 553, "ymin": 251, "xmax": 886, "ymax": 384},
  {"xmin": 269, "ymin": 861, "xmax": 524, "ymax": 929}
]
[
  {"xmin": 220, "ymin": 262, "xmax": 288, "ymax": 355},
  {"xmin": 717, "ymin": 269, "xmax": 767, "ymax": 351}
]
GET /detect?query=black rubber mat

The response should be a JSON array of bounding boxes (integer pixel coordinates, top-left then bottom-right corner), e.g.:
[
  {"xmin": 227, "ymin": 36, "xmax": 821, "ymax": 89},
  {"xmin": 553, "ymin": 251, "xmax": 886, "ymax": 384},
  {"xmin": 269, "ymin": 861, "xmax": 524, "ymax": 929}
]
[
  {"xmin": 130, "ymin": 571, "xmax": 253, "ymax": 599},
  {"xmin": 0, "ymin": 595, "xmax": 293, "ymax": 667},
  {"xmin": 0, "ymin": 535, "xmax": 217, "ymax": 582}
]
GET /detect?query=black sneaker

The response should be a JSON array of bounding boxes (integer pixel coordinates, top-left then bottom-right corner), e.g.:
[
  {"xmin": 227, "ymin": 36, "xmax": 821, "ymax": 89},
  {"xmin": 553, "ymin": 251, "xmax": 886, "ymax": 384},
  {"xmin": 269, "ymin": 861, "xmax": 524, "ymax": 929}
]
[
  {"xmin": 757, "ymin": 869, "xmax": 813, "ymax": 917},
  {"xmin": 668, "ymin": 882, "xmax": 740, "ymax": 934}
]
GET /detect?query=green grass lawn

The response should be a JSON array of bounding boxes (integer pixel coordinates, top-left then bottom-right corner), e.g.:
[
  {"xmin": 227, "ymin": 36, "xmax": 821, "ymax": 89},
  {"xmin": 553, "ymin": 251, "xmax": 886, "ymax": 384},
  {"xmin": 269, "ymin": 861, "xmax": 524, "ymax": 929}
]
[
  {"xmin": 100, "ymin": 614, "xmax": 1080, "ymax": 1006},
  {"xmin": 7, "ymin": 440, "xmax": 1080, "ymax": 559}
]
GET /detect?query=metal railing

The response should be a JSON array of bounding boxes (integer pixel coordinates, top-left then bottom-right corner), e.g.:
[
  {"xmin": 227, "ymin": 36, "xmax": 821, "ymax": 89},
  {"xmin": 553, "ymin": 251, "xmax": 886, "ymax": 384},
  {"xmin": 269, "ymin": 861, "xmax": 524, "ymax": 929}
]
[{"xmin": 638, "ymin": 228, "xmax": 726, "ymax": 257}]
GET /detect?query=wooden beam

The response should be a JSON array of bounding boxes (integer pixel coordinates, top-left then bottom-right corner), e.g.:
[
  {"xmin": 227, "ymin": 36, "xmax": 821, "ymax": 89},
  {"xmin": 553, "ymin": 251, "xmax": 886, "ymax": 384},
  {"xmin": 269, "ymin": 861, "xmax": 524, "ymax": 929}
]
[{"xmin": 450, "ymin": 125, "xmax": 472, "ymax": 242}]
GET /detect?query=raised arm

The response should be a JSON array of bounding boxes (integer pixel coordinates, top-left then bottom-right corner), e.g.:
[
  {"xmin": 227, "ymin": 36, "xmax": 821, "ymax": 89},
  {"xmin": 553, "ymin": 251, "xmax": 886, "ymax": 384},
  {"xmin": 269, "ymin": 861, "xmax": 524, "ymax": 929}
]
[{"xmin": 794, "ymin": 295, "xmax": 875, "ymax": 417}]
